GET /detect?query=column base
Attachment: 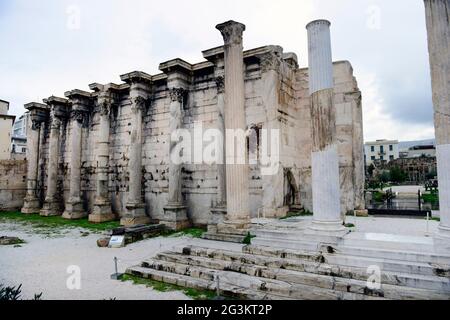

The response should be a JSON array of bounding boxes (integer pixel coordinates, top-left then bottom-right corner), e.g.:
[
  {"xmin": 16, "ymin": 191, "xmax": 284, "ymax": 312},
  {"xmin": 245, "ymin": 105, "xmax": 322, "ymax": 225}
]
[
  {"xmin": 306, "ymin": 219, "xmax": 349, "ymax": 237},
  {"xmin": 354, "ymin": 209, "xmax": 369, "ymax": 217},
  {"xmin": 217, "ymin": 219, "xmax": 251, "ymax": 236},
  {"xmin": 62, "ymin": 200, "xmax": 87, "ymax": 220},
  {"xmin": 89, "ymin": 199, "xmax": 115, "ymax": 223},
  {"xmin": 161, "ymin": 204, "xmax": 190, "ymax": 231},
  {"xmin": 21, "ymin": 197, "xmax": 41, "ymax": 215},
  {"xmin": 120, "ymin": 203, "xmax": 151, "ymax": 227},
  {"xmin": 434, "ymin": 224, "xmax": 450, "ymax": 253},
  {"xmin": 88, "ymin": 213, "xmax": 117, "ymax": 223},
  {"xmin": 40, "ymin": 199, "xmax": 62, "ymax": 217},
  {"xmin": 207, "ymin": 206, "xmax": 227, "ymax": 234}
]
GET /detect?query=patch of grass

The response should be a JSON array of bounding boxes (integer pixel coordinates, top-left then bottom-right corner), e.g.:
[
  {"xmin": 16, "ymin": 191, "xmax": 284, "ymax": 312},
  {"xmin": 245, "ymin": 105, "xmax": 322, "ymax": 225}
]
[
  {"xmin": 243, "ymin": 232, "xmax": 256, "ymax": 245},
  {"xmin": 161, "ymin": 228, "xmax": 206, "ymax": 239},
  {"xmin": 427, "ymin": 217, "xmax": 441, "ymax": 222},
  {"xmin": 120, "ymin": 274, "xmax": 217, "ymax": 300},
  {"xmin": 0, "ymin": 211, "xmax": 120, "ymax": 233},
  {"xmin": 372, "ymin": 191, "xmax": 385, "ymax": 202},
  {"xmin": 280, "ymin": 210, "xmax": 313, "ymax": 220},
  {"xmin": 345, "ymin": 223, "xmax": 355, "ymax": 228}
]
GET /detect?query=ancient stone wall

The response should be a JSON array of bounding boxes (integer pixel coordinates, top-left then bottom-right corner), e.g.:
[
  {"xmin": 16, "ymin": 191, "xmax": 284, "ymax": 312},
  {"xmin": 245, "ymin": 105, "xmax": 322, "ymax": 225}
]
[
  {"xmin": 0, "ymin": 160, "xmax": 27, "ymax": 211},
  {"xmin": 296, "ymin": 61, "xmax": 365, "ymax": 216},
  {"xmin": 30, "ymin": 46, "xmax": 365, "ymax": 225}
]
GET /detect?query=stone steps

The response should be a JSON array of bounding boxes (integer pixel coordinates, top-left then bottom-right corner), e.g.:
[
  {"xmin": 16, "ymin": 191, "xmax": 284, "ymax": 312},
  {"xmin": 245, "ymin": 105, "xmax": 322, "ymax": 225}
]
[
  {"xmin": 131, "ymin": 259, "xmax": 385, "ymax": 300},
  {"xmin": 149, "ymin": 252, "xmax": 447, "ymax": 300},
  {"xmin": 174, "ymin": 246, "xmax": 450, "ymax": 293},
  {"xmin": 126, "ymin": 266, "xmax": 279, "ymax": 300},
  {"xmin": 243, "ymin": 244, "xmax": 447, "ymax": 277},
  {"xmin": 333, "ymin": 244, "xmax": 450, "ymax": 266},
  {"xmin": 201, "ymin": 232, "xmax": 245, "ymax": 244},
  {"xmin": 126, "ymin": 244, "xmax": 450, "ymax": 300},
  {"xmin": 251, "ymin": 236, "xmax": 320, "ymax": 251}
]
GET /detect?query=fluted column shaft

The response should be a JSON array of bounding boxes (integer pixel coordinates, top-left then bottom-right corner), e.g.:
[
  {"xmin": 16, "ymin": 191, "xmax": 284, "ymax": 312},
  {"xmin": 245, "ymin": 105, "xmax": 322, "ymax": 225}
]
[
  {"xmin": 424, "ymin": 0, "xmax": 450, "ymax": 239},
  {"xmin": 217, "ymin": 21, "xmax": 250, "ymax": 226},
  {"xmin": 306, "ymin": 20, "xmax": 345, "ymax": 235}
]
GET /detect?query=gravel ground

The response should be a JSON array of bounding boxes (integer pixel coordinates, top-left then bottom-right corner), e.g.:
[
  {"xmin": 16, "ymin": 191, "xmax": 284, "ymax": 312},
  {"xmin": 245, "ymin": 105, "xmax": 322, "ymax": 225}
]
[{"xmin": 0, "ymin": 221, "xmax": 239, "ymax": 300}]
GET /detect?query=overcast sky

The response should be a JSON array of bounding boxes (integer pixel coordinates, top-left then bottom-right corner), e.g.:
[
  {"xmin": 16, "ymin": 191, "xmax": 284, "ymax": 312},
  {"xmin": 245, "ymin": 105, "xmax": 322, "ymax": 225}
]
[{"xmin": 0, "ymin": 0, "xmax": 435, "ymax": 142}]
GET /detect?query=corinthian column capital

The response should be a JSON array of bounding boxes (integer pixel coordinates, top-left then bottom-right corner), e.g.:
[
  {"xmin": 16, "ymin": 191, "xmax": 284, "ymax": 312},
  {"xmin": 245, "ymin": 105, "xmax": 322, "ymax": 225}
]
[
  {"xmin": 99, "ymin": 98, "xmax": 113, "ymax": 116},
  {"xmin": 70, "ymin": 110, "xmax": 85, "ymax": 123},
  {"xmin": 131, "ymin": 96, "xmax": 147, "ymax": 112},
  {"xmin": 216, "ymin": 20, "xmax": 246, "ymax": 46},
  {"xmin": 215, "ymin": 76, "xmax": 225, "ymax": 94},
  {"xmin": 169, "ymin": 88, "xmax": 186, "ymax": 103},
  {"xmin": 258, "ymin": 47, "xmax": 283, "ymax": 73},
  {"xmin": 31, "ymin": 119, "xmax": 42, "ymax": 131}
]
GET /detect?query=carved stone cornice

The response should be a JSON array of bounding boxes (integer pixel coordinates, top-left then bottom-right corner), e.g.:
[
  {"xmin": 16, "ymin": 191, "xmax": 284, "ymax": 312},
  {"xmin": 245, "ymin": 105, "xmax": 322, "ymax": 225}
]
[
  {"xmin": 216, "ymin": 20, "xmax": 246, "ymax": 46},
  {"xmin": 169, "ymin": 88, "xmax": 186, "ymax": 103},
  {"xmin": 215, "ymin": 76, "xmax": 225, "ymax": 94}
]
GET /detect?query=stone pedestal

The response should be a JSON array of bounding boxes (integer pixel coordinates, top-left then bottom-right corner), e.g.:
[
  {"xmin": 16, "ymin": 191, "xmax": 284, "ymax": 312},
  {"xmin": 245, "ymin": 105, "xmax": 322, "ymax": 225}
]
[
  {"xmin": 424, "ymin": 0, "xmax": 450, "ymax": 243},
  {"xmin": 216, "ymin": 20, "xmax": 251, "ymax": 235},
  {"xmin": 162, "ymin": 204, "xmax": 190, "ymax": 231},
  {"xmin": 63, "ymin": 107, "xmax": 87, "ymax": 220},
  {"xmin": 89, "ymin": 91, "xmax": 115, "ymax": 223},
  {"xmin": 206, "ymin": 206, "xmax": 227, "ymax": 234},
  {"xmin": 306, "ymin": 20, "xmax": 347, "ymax": 237}
]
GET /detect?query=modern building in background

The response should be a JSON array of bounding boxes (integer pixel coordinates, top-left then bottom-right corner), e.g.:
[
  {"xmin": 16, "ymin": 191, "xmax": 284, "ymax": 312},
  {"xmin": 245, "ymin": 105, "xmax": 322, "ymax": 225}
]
[
  {"xmin": 399, "ymin": 139, "xmax": 436, "ymax": 159},
  {"xmin": 364, "ymin": 139, "xmax": 399, "ymax": 165},
  {"xmin": 0, "ymin": 99, "xmax": 16, "ymax": 160},
  {"xmin": 11, "ymin": 112, "xmax": 29, "ymax": 155}
]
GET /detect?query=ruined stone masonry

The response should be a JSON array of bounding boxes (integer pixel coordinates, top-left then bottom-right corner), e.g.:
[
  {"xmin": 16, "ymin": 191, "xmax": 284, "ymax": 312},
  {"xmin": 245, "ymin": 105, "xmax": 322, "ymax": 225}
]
[{"xmin": 18, "ymin": 20, "xmax": 365, "ymax": 229}]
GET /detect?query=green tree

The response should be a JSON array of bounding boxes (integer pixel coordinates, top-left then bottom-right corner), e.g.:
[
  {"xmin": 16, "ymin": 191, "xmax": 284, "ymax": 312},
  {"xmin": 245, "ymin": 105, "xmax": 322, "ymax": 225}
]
[
  {"xmin": 379, "ymin": 171, "xmax": 391, "ymax": 183},
  {"xmin": 367, "ymin": 164, "xmax": 375, "ymax": 177},
  {"xmin": 389, "ymin": 166, "xmax": 407, "ymax": 184}
]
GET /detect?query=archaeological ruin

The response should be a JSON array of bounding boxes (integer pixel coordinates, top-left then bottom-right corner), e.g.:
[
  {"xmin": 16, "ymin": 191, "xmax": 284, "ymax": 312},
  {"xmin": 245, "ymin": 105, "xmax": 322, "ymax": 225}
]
[
  {"xmin": 2, "ymin": 0, "xmax": 448, "ymax": 300},
  {"xmin": 20, "ymin": 20, "xmax": 366, "ymax": 234}
]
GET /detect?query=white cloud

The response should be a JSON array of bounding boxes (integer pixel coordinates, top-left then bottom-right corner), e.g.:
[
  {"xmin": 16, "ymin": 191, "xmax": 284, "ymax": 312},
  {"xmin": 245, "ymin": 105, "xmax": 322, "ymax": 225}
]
[{"xmin": 359, "ymin": 72, "xmax": 435, "ymax": 142}]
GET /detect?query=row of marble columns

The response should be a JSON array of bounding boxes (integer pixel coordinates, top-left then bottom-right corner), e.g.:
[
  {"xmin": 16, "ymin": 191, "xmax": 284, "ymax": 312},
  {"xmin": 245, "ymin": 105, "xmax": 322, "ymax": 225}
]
[
  {"xmin": 18, "ymin": 19, "xmax": 365, "ymax": 236},
  {"xmin": 20, "ymin": 75, "xmax": 155, "ymax": 227}
]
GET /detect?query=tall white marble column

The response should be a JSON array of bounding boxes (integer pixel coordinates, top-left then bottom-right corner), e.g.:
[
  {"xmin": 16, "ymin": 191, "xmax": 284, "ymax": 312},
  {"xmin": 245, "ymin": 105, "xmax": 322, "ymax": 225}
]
[
  {"xmin": 424, "ymin": 0, "xmax": 450, "ymax": 241},
  {"xmin": 306, "ymin": 20, "xmax": 346, "ymax": 236},
  {"xmin": 21, "ymin": 103, "xmax": 48, "ymax": 214},
  {"xmin": 63, "ymin": 106, "xmax": 87, "ymax": 220},
  {"xmin": 41, "ymin": 97, "xmax": 67, "ymax": 217},
  {"xmin": 216, "ymin": 20, "xmax": 251, "ymax": 232},
  {"xmin": 89, "ymin": 91, "xmax": 115, "ymax": 223}
]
